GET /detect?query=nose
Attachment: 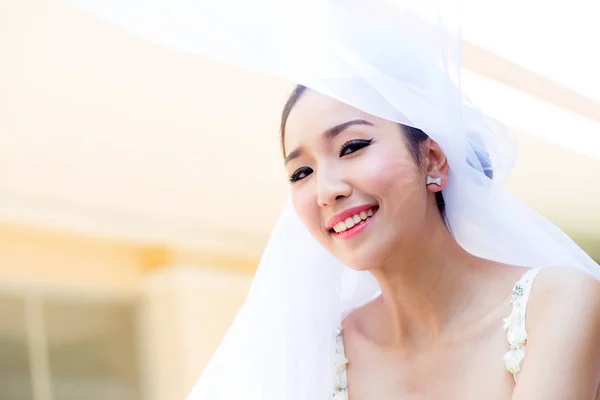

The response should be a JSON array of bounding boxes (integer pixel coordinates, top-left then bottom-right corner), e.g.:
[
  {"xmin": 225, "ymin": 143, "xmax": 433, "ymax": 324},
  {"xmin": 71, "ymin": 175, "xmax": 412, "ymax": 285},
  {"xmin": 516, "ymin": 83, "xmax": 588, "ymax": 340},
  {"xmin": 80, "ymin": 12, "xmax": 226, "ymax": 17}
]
[{"xmin": 316, "ymin": 165, "xmax": 352, "ymax": 207}]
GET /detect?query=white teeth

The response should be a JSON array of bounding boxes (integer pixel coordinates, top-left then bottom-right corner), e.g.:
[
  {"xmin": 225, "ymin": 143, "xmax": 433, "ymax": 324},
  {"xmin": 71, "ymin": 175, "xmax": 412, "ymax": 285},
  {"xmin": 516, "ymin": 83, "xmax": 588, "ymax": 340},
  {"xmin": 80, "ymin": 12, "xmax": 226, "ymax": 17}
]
[
  {"xmin": 344, "ymin": 217, "xmax": 355, "ymax": 229},
  {"xmin": 332, "ymin": 208, "xmax": 377, "ymax": 234}
]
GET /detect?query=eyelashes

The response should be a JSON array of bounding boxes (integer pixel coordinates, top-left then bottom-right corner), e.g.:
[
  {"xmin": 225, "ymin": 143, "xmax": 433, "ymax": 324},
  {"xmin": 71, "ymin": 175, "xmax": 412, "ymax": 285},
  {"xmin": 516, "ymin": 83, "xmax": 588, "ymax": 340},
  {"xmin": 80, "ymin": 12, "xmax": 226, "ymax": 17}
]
[
  {"xmin": 288, "ymin": 166, "xmax": 312, "ymax": 183},
  {"xmin": 339, "ymin": 138, "xmax": 373, "ymax": 156},
  {"xmin": 288, "ymin": 138, "xmax": 373, "ymax": 183}
]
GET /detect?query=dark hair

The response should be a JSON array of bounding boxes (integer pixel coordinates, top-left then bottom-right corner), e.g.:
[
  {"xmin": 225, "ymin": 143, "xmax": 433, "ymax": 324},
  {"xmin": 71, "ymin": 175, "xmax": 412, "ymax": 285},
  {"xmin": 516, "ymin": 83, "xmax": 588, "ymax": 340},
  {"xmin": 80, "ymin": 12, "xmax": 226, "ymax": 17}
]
[{"xmin": 280, "ymin": 85, "xmax": 448, "ymax": 222}]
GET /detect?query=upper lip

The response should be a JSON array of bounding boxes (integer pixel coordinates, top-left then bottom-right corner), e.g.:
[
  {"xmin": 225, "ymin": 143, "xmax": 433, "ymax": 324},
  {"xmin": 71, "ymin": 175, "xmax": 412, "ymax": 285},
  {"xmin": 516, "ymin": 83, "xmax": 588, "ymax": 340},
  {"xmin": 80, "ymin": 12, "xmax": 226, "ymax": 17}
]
[{"xmin": 326, "ymin": 204, "xmax": 378, "ymax": 230}]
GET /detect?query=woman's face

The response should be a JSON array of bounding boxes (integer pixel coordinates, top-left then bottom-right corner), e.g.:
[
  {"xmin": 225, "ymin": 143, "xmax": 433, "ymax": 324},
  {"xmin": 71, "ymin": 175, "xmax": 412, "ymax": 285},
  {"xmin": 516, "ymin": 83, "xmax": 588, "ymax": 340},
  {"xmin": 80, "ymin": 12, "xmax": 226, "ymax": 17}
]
[{"xmin": 284, "ymin": 90, "xmax": 443, "ymax": 271}]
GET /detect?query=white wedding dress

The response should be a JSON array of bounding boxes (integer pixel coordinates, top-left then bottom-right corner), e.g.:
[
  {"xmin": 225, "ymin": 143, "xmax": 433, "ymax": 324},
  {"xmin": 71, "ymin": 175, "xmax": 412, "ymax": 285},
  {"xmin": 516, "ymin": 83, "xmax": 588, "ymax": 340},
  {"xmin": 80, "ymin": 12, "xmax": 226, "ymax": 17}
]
[{"xmin": 333, "ymin": 268, "xmax": 542, "ymax": 399}]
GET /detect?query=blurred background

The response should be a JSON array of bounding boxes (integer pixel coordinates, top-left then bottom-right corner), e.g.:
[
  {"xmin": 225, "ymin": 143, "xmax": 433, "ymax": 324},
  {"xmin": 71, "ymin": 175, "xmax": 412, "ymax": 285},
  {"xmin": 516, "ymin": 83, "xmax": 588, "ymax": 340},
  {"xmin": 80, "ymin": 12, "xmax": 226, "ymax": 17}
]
[{"xmin": 0, "ymin": 0, "xmax": 598, "ymax": 399}]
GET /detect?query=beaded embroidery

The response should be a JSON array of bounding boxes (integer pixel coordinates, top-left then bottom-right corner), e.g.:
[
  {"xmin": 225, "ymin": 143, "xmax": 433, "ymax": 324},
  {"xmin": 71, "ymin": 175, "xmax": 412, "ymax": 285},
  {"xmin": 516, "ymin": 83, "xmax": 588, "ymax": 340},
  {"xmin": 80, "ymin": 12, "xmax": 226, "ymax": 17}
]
[
  {"xmin": 333, "ymin": 328, "xmax": 349, "ymax": 400},
  {"xmin": 502, "ymin": 268, "xmax": 541, "ymax": 382}
]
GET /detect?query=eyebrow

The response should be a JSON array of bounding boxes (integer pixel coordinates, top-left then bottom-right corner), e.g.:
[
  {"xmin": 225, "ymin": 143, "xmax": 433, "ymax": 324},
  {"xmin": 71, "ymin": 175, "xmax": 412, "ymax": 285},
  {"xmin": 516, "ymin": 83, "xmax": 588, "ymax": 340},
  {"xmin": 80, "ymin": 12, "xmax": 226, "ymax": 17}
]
[{"xmin": 284, "ymin": 119, "xmax": 374, "ymax": 165}]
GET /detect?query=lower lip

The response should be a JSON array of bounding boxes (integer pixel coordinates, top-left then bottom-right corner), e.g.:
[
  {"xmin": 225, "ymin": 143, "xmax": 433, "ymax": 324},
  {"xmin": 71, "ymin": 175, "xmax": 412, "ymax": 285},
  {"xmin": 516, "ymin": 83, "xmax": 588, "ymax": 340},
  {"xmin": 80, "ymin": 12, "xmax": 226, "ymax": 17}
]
[{"xmin": 333, "ymin": 212, "xmax": 376, "ymax": 240}]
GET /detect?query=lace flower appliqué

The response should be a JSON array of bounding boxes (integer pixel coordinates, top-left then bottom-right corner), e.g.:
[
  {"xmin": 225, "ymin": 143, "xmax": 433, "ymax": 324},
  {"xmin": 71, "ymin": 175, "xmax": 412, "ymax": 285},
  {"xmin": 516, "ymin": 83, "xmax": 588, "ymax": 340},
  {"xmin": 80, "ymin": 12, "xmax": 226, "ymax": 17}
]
[
  {"xmin": 502, "ymin": 281, "xmax": 528, "ymax": 378},
  {"xmin": 333, "ymin": 328, "xmax": 349, "ymax": 400}
]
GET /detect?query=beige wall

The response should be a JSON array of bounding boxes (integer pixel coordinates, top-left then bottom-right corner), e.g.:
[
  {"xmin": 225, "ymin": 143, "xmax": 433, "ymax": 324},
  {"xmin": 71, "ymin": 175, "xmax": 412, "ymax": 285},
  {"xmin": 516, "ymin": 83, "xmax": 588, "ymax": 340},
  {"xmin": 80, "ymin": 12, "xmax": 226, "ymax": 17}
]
[{"xmin": 0, "ymin": 223, "xmax": 254, "ymax": 400}]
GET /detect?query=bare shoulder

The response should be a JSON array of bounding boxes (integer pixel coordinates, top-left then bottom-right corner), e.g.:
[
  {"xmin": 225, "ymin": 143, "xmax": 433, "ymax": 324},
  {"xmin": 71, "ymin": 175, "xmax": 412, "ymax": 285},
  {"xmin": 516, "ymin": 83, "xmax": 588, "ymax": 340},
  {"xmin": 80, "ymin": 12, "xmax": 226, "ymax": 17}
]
[
  {"xmin": 510, "ymin": 267, "xmax": 600, "ymax": 398},
  {"xmin": 526, "ymin": 266, "xmax": 600, "ymax": 331},
  {"xmin": 529, "ymin": 266, "xmax": 600, "ymax": 311},
  {"xmin": 535, "ymin": 265, "xmax": 600, "ymax": 287}
]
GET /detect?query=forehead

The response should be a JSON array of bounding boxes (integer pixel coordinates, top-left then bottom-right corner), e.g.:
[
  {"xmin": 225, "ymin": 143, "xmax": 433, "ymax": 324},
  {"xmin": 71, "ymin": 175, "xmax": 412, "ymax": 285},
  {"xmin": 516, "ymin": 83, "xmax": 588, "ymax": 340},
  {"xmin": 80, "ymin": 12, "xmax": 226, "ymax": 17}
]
[{"xmin": 284, "ymin": 90, "xmax": 378, "ymax": 152}]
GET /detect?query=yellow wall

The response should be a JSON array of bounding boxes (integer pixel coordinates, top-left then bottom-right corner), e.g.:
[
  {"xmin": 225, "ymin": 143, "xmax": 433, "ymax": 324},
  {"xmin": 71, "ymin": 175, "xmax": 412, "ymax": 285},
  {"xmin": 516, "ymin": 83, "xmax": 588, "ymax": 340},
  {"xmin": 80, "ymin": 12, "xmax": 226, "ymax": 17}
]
[{"xmin": 0, "ymin": 224, "xmax": 142, "ymax": 295}]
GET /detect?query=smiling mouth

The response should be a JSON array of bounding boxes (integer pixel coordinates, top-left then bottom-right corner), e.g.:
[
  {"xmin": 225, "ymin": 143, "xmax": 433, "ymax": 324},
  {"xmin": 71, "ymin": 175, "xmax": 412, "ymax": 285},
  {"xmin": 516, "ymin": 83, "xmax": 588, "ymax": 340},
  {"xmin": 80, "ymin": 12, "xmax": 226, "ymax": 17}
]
[{"xmin": 330, "ymin": 206, "xmax": 378, "ymax": 235}]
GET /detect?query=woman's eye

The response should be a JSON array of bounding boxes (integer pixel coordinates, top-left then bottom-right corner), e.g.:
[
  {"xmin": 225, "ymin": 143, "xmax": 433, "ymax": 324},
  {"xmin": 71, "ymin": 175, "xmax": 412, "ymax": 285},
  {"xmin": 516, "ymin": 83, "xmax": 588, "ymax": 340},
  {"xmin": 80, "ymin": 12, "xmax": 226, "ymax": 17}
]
[
  {"xmin": 339, "ymin": 139, "xmax": 373, "ymax": 156},
  {"xmin": 289, "ymin": 167, "xmax": 313, "ymax": 183}
]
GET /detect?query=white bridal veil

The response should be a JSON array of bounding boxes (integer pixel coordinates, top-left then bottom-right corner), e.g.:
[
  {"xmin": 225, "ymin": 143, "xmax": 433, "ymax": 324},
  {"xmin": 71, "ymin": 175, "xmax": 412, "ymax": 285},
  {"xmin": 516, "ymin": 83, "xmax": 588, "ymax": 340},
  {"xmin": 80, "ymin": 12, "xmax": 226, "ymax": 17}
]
[{"xmin": 70, "ymin": 0, "xmax": 599, "ymax": 398}]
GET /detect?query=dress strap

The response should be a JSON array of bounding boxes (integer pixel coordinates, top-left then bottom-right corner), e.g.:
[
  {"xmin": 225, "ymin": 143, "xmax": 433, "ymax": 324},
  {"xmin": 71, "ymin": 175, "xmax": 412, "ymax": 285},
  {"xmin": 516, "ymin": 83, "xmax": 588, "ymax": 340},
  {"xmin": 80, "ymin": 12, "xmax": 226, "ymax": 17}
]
[
  {"xmin": 333, "ymin": 328, "xmax": 349, "ymax": 400},
  {"xmin": 502, "ymin": 268, "xmax": 542, "ymax": 382}
]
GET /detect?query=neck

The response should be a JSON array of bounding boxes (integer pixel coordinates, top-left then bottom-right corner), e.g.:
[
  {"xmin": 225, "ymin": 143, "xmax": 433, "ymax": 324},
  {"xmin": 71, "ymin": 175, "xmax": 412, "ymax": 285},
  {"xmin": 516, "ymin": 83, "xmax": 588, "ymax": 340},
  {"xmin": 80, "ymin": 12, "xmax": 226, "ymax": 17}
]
[{"xmin": 366, "ymin": 213, "xmax": 500, "ymax": 350}]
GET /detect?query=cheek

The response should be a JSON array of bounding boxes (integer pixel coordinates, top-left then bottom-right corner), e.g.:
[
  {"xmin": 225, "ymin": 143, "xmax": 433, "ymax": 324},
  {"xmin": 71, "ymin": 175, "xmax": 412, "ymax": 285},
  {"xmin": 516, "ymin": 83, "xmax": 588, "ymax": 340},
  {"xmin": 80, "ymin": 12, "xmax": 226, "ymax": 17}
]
[
  {"xmin": 358, "ymin": 149, "xmax": 423, "ymax": 204},
  {"xmin": 291, "ymin": 185, "xmax": 322, "ymax": 236}
]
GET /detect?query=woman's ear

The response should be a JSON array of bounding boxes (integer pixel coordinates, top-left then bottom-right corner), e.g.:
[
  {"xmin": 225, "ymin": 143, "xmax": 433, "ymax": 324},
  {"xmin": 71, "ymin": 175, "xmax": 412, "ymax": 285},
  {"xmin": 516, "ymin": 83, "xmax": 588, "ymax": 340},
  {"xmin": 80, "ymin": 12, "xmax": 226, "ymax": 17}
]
[{"xmin": 424, "ymin": 139, "xmax": 449, "ymax": 192}]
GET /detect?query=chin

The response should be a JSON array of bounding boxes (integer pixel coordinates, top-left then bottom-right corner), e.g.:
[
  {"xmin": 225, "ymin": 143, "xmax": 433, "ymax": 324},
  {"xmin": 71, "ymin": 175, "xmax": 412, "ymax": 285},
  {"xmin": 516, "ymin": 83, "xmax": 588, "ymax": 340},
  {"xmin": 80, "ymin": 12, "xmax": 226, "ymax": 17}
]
[
  {"xmin": 334, "ymin": 248, "xmax": 387, "ymax": 272},
  {"xmin": 346, "ymin": 262, "xmax": 378, "ymax": 272},
  {"xmin": 320, "ymin": 231, "xmax": 391, "ymax": 272}
]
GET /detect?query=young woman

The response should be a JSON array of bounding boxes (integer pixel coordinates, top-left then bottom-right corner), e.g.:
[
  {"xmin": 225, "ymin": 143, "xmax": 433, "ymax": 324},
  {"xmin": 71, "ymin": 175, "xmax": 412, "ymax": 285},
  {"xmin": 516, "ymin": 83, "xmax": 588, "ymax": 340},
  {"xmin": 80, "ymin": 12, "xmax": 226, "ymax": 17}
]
[
  {"xmin": 71, "ymin": 0, "xmax": 600, "ymax": 398},
  {"xmin": 281, "ymin": 85, "xmax": 600, "ymax": 399}
]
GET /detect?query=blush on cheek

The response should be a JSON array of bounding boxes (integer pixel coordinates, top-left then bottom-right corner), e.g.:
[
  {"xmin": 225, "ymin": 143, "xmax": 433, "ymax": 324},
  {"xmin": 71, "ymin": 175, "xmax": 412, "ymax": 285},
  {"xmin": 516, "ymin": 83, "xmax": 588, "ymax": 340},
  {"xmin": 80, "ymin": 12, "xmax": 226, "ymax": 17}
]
[
  {"xmin": 359, "ymin": 152, "xmax": 426, "ymax": 230},
  {"xmin": 360, "ymin": 153, "xmax": 420, "ymax": 195}
]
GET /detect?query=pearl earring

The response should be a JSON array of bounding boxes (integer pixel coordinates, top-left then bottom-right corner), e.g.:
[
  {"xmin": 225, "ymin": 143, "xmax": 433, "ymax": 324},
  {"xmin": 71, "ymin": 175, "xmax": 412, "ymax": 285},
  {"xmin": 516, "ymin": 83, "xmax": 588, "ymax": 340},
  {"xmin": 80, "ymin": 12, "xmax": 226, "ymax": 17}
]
[{"xmin": 426, "ymin": 176, "xmax": 442, "ymax": 186}]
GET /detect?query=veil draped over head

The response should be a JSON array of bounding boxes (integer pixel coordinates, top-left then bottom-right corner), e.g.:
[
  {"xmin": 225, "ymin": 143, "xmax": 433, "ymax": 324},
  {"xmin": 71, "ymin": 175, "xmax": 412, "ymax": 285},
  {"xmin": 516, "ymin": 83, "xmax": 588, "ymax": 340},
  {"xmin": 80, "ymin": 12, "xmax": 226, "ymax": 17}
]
[{"xmin": 69, "ymin": 0, "xmax": 599, "ymax": 398}]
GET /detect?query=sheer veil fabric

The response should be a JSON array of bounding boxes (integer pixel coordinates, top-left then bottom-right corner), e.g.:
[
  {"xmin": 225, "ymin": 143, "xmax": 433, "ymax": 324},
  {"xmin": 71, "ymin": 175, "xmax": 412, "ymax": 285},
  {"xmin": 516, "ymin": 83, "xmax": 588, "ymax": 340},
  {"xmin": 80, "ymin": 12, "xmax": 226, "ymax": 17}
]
[{"xmin": 70, "ymin": 0, "xmax": 600, "ymax": 398}]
